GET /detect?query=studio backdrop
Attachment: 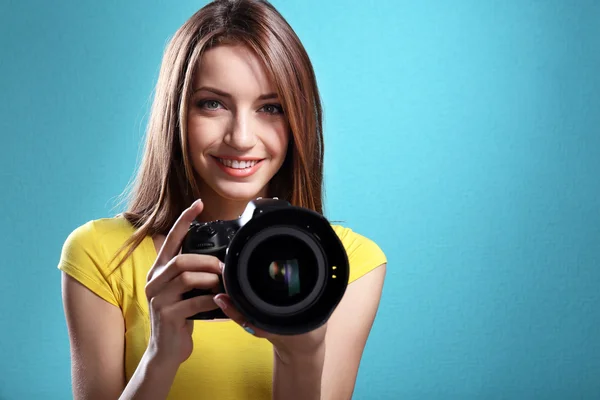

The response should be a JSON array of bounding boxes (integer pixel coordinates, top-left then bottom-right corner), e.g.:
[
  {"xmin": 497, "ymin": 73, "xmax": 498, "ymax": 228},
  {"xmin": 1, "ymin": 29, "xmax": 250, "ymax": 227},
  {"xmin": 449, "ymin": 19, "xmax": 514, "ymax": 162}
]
[{"xmin": 0, "ymin": 0, "xmax": 598, "ymax": 399}]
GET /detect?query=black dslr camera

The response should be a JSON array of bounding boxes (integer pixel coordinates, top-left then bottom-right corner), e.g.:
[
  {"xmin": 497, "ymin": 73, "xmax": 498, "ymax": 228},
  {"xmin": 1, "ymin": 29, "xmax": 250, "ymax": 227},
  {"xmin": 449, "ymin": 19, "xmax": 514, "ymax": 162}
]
[{"xmin": 180, "ymin": 198, "xmax": 349, "ymax": 335}]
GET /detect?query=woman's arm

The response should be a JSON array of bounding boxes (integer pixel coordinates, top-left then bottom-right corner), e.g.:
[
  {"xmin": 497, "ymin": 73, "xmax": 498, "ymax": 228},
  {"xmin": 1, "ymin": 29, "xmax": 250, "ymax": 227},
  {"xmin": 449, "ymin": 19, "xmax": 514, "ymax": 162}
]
[
  {"xmin": 272, "ymin": 341, "xmax": 326, "ymax": 400},
  {"xmin": 321, "ymin": 264, "xmax": 386, "ymax": 400},
  {"xmin": 270, "ymin": 264, "xmax": 387, "ymax": 400},
  {"xmin": 61, "ymin": 273, "xmax": 126, "ymax": 399},
  {"xmin": 61, "ymin": 273, "xmax": 179, "ymax": 400},
  {"xmin": 118, "ymin": 349, "xmax": 179, "ymax": 400}
]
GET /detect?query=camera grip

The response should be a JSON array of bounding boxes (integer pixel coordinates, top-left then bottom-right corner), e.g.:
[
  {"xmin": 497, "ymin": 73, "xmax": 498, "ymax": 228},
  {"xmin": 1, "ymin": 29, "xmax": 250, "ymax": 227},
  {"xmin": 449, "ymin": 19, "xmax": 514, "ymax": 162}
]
[{"xmin": 182, "ymin": 274, "xmax": 227, "ymax": 320}]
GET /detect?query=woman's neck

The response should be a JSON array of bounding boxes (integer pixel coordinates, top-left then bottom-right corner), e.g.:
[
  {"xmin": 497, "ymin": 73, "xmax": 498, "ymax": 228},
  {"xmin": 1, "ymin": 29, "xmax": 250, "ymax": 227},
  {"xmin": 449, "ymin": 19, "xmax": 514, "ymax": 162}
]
[
  {"xmin": 195, "ymin": 197, "xmax": 248, "ymax": 222},
  {"xmin": 194, "ymin": 188, "xmax": 268, "ymax": 223}
]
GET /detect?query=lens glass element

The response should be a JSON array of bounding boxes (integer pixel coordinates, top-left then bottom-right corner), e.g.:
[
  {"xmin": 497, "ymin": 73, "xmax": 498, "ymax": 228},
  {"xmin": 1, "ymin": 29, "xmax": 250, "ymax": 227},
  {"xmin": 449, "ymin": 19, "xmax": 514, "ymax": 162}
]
[
  {"xmin": 268, "ymin": 259, "xmax": 301, "ymax": 297},
  {"xmin": 248, "ymin": 234, "xmax": 317, "ymax": 306}
]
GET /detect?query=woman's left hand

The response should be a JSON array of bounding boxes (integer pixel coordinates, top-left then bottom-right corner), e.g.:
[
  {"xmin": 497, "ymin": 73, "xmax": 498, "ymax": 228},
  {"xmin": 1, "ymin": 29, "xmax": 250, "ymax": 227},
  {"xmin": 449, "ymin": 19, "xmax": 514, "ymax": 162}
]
[{"xmin": 213, "ymin": 293, "xmax": 327, "ymax": 361}]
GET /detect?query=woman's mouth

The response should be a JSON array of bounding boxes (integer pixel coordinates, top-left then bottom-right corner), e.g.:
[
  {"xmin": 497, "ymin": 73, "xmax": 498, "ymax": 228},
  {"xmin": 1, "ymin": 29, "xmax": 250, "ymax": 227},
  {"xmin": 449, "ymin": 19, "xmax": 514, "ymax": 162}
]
[{"xmin": 211, "ymin": 156, "xmax": 265, "ymax": 178}]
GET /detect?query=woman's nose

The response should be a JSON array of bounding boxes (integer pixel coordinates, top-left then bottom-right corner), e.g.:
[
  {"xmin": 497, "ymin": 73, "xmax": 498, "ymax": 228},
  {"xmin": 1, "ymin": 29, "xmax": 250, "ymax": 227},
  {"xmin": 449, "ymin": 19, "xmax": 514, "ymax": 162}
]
[{"xmin": 224, "ymin": 113, "xmax": 257, "ymax": 152}]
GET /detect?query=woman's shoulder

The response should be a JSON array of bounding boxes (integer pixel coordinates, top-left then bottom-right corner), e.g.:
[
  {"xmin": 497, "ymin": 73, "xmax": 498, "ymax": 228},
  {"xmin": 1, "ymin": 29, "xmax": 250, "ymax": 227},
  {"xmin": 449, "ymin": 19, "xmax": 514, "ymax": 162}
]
[
  {"xmin": 64, "ymin": 215, "xmax": 139, "ymax": 248},
  {"xmin": 60, "ymin": 216, "xmax": 138, "ymax": 268},
  {"xmin": 65, "ymin": 215, "xmax": 136, "ymax": 243},
  {"xmin": 330, "ymin": 224, "xmax": 387, "ymax": 283},
  {"xmin": 58, "ymin": 216, "xmax": 139, "ymax": 306},
  {"xmin": 330, "ymin": 225, "xmax": 386, "ymax": 257}
]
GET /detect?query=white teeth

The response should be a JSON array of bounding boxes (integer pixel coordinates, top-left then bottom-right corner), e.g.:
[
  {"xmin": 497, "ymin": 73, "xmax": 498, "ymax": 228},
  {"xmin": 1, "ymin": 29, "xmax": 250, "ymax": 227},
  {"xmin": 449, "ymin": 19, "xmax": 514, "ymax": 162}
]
[{"xmin": 218, "ymin": 158, "xmax": 259, "ymax": 169}]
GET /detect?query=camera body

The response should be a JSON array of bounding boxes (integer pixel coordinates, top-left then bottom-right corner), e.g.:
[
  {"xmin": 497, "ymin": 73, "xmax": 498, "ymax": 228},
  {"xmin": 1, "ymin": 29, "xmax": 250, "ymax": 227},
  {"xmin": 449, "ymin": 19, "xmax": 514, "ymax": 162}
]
[{"xmin": 181, "ymin": 198, "xmax": 349, "ymax": 335}]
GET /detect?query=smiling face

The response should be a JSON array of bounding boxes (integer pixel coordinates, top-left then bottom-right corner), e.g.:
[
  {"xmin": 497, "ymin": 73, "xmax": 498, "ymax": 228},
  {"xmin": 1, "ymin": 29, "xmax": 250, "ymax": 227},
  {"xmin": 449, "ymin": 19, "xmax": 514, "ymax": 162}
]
[{"xmin": 186, "ymin": 43, "xmax": 289, "ymax": 206}]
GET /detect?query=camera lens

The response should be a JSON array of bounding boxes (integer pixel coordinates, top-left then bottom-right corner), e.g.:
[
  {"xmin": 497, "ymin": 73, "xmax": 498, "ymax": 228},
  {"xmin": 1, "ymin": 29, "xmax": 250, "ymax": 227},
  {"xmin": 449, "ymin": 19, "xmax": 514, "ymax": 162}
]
[
  {"xmin": 247, "ymin": 235, "xmax": 318, "ymax": 307},
  {"xmin": 237, "ymin": 226, "xmax": 326, "ymax": 316},
  {"xmin": 269, "ymin": 259, "xmax": 300, "ymax": 297}
]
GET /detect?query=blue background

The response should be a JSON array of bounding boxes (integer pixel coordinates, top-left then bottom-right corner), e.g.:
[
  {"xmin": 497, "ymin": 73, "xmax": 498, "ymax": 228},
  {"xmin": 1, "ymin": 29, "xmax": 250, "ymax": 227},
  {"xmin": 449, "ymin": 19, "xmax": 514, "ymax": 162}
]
[{"xmin": 1, "ymin": 0, "xmax": 599, "ymax": 398}]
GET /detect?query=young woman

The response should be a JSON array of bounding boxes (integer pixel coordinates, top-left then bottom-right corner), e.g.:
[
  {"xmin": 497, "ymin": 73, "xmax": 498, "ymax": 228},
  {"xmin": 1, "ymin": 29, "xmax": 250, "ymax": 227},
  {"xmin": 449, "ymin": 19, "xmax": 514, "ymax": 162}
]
[{"xmin": 58, "ymin": 0, "xmax": 387, "ymax": 399}]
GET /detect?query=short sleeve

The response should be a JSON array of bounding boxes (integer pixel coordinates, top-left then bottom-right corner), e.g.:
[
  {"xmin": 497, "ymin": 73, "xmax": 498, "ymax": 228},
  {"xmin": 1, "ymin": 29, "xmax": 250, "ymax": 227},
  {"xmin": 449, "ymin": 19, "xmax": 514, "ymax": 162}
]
[
  {"xmin": 57, "ymin": 220, "xmax": 120, "ymax": 307},
  {"xmin": 332, "ymin": 226, "xmax": 387, "ymax": 283}
]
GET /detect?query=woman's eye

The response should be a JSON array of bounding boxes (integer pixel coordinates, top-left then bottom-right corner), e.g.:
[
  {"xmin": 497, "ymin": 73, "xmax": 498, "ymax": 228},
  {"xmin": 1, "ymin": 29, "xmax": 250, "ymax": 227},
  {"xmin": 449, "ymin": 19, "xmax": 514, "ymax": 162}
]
[
  {"xmin": 260, "ymin": 104, "xmax": 284, "ymax": 115},
  {"xmin": 198, "ymin": 100, "xmax": 222, "ymax": 110}
]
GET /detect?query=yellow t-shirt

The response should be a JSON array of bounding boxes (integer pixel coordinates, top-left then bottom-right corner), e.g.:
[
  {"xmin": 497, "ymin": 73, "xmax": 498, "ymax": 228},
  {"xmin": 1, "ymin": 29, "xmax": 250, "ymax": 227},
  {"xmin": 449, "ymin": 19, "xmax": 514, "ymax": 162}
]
[{"xmin": 57, "ymin": 216, "xmax": 386, "ymax": 399}]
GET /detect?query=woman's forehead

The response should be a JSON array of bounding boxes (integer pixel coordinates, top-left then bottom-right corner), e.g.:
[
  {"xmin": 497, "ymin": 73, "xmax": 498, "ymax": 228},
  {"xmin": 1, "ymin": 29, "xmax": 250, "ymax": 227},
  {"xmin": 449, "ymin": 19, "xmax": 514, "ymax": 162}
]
[{"xmin": 193, "ymin": 44, "xmax": 277, "ymax": 98}]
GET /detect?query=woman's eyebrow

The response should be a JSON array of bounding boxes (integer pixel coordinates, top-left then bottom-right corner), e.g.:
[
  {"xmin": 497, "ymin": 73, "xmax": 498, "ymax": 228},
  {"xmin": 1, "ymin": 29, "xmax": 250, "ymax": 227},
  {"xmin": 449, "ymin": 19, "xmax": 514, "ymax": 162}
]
[{"xmin": 193, "ymin": 86, "xmax": 278, "ymax": 100}]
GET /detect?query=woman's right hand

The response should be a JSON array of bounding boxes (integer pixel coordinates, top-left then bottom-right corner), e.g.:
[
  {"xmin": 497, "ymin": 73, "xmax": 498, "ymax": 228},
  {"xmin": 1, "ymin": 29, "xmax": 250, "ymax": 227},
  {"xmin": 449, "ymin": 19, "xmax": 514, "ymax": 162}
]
[{"xmin": 143, "ymin": 199, "xmax": 222, "ymax": 367}]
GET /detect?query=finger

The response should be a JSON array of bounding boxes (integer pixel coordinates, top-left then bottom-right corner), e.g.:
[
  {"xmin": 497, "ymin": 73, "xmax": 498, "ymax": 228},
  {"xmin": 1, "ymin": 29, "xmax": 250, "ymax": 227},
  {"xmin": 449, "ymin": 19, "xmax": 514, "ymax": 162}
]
[
  {"xmin": 157, "ymin": 199, "xmax": 203, "ymax": 265},
  {"xmin": 151, "ymin": 271, "xmax": 220, "ymax": 308},
  {"xmin": 146, "ymin": 254, "xmax": 222, "ymax": 298},
  {"xmin": 185, "ymin": 319, "xmax": 194, "ymax": 336},
  {"xmin": 161, "ymin": 293, "xmax": 219, "ymax": 321},
  {"xmin": 214, "ymin": 294, "xmax": 266, "ymax": 338}
]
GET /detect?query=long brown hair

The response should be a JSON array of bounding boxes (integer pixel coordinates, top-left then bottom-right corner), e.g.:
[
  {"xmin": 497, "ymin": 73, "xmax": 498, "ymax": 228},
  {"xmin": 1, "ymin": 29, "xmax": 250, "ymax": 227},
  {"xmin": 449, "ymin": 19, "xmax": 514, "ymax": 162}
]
[{"xmin": 110, "ymin": 0, "xmax": 324, "ymax": 270}]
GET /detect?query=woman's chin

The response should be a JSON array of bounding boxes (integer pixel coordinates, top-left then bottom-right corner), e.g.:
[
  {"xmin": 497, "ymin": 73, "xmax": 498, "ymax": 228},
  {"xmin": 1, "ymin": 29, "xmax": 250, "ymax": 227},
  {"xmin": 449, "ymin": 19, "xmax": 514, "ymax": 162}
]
[{"xmin": 214, "ymin": 183, "xmax": 267, "ymax": 203}]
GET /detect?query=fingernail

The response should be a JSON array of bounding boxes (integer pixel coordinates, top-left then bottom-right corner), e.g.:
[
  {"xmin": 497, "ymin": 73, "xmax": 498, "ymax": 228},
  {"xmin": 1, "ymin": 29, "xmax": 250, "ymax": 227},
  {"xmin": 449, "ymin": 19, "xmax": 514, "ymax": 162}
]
[
  {"xmin": 191, "ymin": 199, "xmax": 202, "ymax": 208},
  {"xmin": 214, "ymin": 296, "xmax": 226, "ymax": 310},
  {"xmin": 243, "ymin": 324, "xmax": 256, "ymax": 335},
  {"xmin": 219, "ymin": 261, "xmax": 225, "ymax": 272}
]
